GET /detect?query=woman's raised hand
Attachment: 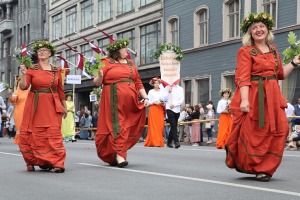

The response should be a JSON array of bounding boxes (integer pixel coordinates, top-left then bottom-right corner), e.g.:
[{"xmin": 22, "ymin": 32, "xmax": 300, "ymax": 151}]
[
  {"xmin": 20, "ymin": 65, "xmax": 27, "ymax": 75},
  {"xmin": 98, "ymin": 69, "xmax": 103, "ymax": 78}
]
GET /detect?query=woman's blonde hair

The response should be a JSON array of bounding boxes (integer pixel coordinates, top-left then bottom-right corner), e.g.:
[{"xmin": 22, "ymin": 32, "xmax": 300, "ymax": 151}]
[{"xmin": 242, "ymin": 23, "xmax": 274, "ymax": 46}]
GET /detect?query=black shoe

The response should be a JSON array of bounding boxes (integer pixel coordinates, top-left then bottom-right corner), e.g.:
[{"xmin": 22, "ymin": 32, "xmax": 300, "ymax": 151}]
[
  {"xmin": 175, "ymin": 143, "xmax": 181, "ymax": 149},
  {"xmin": 71, "ymin": 139, "xmax": 77, "ymax": 142},
  {"xmin": 167, "ymin": 144, "xmax": 174, "ymax": 148},
  {"xmin": 256, "ymin": 174, "xmax": 271, "ymax": 182},
  {"xmin": 117, "ymin": 161, "xmax": 128, "ymax": 168}
]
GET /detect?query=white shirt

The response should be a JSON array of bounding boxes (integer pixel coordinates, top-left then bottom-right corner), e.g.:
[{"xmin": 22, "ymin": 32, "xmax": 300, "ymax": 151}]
[
  {"xmin": 285, "ymin": 102, "xmax": 295, "ymax": 117},
  {"xmin": 178, "ymin": 110, "xmax": 187, "ymax": 122},
  {"xmin": 217, "ymin": 99, "xmax": 231, "ymax": 114},
  {"xmin": 148, "ymin": 89, "xmax": 166, "ymax": 105},
  {"xmin": 163, "ymin": 85, "xmax": 184, "ymax": 113}
]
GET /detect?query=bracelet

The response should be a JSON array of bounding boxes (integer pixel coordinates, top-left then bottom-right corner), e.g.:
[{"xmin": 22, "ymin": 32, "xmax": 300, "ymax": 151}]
[
  {"xmin": 291, "ymin": 60, "xmax": 298, "ymax": 67},
  {"xmin": 144, "ymin": 98, "xmax": 149, "ymax": 100}
]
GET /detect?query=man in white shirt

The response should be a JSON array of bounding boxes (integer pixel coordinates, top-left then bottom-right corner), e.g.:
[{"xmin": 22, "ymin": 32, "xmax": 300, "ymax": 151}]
[
  {"xmin": 164, "ymin": 84, "xmax": 184, "ymax": 148},
  {"xmin": 285, "ymin": 99, "xmax": 294, "ymax": 135}
]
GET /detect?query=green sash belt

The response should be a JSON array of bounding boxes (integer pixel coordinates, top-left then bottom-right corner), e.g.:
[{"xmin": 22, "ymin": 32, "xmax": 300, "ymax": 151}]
[
  {"xmin": 30, "ymin": 88, "xmax": 57, "ymax": 114},
  {"xmin": 105, "ymin": 78, "xmax": 134, "ymax": 139},
  {"xmin": 251, "ymin": 75, "xmax": 276, "ymax": 128}
]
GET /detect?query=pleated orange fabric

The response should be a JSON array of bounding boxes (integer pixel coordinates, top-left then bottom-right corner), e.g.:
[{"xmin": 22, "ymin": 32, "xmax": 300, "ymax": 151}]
[
  {"xmin": 216, "ymin": 113, "xmax": 232, "ymax": 149},
  {"xmin": 19, "ymin": 66, "xmax": 66, "ymax": 170},
  {"xmin": 144, "ymin": 104, "xmax": 164, "ymax": 147},
  {"xmin": 9, "ymin": 87, "xmax": 29, "ymax": 144},
  {"xmin": 95, "ymin": 58, "xmax": 146, "ymax": 164},
  {"xmin": 225, "ymin": 45, "xmax": 289, "ymax": 177}
]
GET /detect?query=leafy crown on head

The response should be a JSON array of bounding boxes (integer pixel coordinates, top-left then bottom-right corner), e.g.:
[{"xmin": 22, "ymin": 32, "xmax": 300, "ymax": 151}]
[
  {"xmin": 241, "ymin": 12, "xmax": 274, "ymax": 34},
  {"xmin": 106, "ymin": 38, "xmax": 130, "ymax": 52},
  {"xmin": 32, "ymin": 41, "xmax": 56, "ymax": 56}
]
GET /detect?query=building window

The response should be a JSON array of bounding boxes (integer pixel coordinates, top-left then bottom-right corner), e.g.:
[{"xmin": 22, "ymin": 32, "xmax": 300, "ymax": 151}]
[
  {"xmin": 81, "ymin": 0, "xmax": 93, "ymax": 29},
  {"xmin": 81, "ymin": 44, "xmax": 93, "ymax": 58},
  {"xmin": 52, "ymin": 13, "xmax": 62, "ymax": 39},
  {"xmin": 228, "ymin": 0, "xmax": 239, "ymax": 38},
  {"xmin": 117, "ymin": 29, "xmax": 135, "ymax": 57},
  {"xmin": 140, "ymin": 21, "xmax": 161, "ymax": 65},
  {"xmin": 261, "ymin": 0, "xmax": 277, "ymax": 27},
  {"xmin": 196, "ymin": 78, "xmax": 210, "ymax": 105},
  {"xmin": 199, "ymin": 9, "xmax": 208, "ymax": 45},
  {"xmin": 27, "ymin": 24, "xmax": 30, "ymax": 43},
  {"xmin": 117, "ymin": 0, "xmax": 134, "ymax": 15},
  {"xmin": 98, "ymin": 38, "xmax": 111, "ymax": 54},
  {"xmin": 184, "ymin": 80, "xmax": 192, "ymax": 105},
  {"xmin": 98, "ymin": 0, "xmax": 112, "ymax": 22},
  {"xmin": 66, "ymin": 49, "xmax": 79, "ymax": 75},
  {"xmin": 166, "ymin": 16, "xmax": 179, "ymax": 44},
  {"xmin": 223, "ymin": 0, "xmax": 240, "ymax": 40},
  {"xmin": 66, "ymin": 6, "xmax": 77, "ymax": 35},
  {"xmin": 170, "ymin": 18, "xmax": 178, "ymax": 45},
  {"xmin": 222, "ymin": 74, "xmax": 236, "ymax": 91},
  {"xmin": 141, "ymin": 0, "xmax": 156, "ymax": 6},
  {"xmin": 2, "ymin": 40, "xmax": 8, "ymax": 58},
  {"xmin": 1, "ymin": 72, "xmax": 5, "ymax": 82},
  {"xmin": 194, "ymin": 6, "xmax": 208, "ymax": 47}
]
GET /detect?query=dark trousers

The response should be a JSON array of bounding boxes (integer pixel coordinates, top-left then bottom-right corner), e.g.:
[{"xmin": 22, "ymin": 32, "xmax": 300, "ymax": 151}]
[{"xmin": 166, "ymin": 109, "xmax": 180, "ymax": 145}]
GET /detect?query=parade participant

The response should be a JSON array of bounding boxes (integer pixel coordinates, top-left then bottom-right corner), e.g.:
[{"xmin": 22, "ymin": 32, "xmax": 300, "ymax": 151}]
[
  {"xmin": 93, "ymin": 38, "xmax": 149, "ymax": 168},
  {"xmin": 144, "ymin": 77, "xmax": 165, "ymax": 147},
  {"xmin": 8, "ymin": 77, "xmax": 30, "ymax": 144},
  {"xmin": 164, "ymin": 84, "xmax": 184, "ymax": 149},
  {"xmin": 216, "ymin": 88, "xmax": 233, "ymax": 149},
  {"xmin": 61, "ymin": 93, "xmax": 76, "ymax": 142},
  {"xmin": 19, "ymin": 41, "xmax": 67, "ymax": 173},
  {"xmin": 225, "ymin": 12, "xmax": 300, "ymax": 182}
]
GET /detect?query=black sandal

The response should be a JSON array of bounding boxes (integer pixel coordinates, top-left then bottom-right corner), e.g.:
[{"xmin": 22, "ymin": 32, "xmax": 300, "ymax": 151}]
[
  {"xmin": 117, "ymin": 161, "xmax": 128, "ymax": 168},
  {"xmin": 256, "ymin": 174, "xmax": 271, "ymax": 182}
]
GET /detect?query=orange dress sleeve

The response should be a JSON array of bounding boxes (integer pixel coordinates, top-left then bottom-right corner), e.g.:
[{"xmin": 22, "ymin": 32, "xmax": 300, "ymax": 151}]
[
  {"xmin": 132, "ymin": 62, "xmax": 144, "ymax": 90},
  {"xmin": 235, "ymin": 46, "xmax": 252, "ymax": 88},
  {"xmin": 56, "ymin": 68, "xmax": 65, "ymax": 101}
]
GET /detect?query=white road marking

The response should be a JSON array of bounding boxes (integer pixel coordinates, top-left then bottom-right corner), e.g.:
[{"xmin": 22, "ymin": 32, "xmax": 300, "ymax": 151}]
[
  {"xmin": 78, "ymin": 162, "xmax": 300, "ymax": 197},
  {"xmin": 0, "ymin": 152, "xmax": 22, "ymax": 157}
]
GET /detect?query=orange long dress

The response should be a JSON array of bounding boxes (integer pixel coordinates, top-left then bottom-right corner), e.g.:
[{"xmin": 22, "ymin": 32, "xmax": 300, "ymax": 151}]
[
  {"xmin": 9, "ymin": 87, "xmax": 29, "ymax": 144},
  {"xmin": 144, "ymin": 104, "xmax": 164, "ymax": 147},
  {"xmin": 95, "ymin": 58, "xmax": 146, "ymax": 165},
  {"xmin": 225, "ymin": 45, "xmax": 288, "ymax": 177},
  {"xmin": 19, "ymin": 65, "xmax": 66, "ymax": 170}
]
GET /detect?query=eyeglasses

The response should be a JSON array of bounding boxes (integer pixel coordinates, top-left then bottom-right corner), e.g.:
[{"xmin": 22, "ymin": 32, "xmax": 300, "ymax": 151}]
[{"xmin": 37, "ymin": 48, "xmax": 50, "ymax": 53}]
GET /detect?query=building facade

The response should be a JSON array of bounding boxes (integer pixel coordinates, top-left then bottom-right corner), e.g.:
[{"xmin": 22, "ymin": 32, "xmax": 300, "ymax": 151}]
[
  {"xmin": 164, "ymin": 0, "xmax": 300, "ymax": 106},
  {"xmin": 0, "ymin": 0, "xmax": 49, "ymax": 98},
  {"xmin": 49, "ymin": 0, "xmax": 163, "ymax": 112}
]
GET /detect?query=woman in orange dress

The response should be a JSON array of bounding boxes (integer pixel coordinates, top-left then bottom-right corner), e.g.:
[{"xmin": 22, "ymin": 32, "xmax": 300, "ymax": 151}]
[
  {"xmin": 216, "ymin": 88, "xmax": 232, "ymax": 149},
  {"xmin": 19, "ymin": 41, "xmax": 67, "ymax": 173},
  {"xmin": 8, "ymin": 78, "xmax": 30, "ymax": 144},
  {"xmin": 94, "ymin": 38, "xmax": 149, "ymax": 168},
  {"xmin": 225, "ymin": 12, "xmax": 300, "ymax": 182},
  {"xmin": 144, "ymin": 77, "xmax": 165, "ymax": 147}
]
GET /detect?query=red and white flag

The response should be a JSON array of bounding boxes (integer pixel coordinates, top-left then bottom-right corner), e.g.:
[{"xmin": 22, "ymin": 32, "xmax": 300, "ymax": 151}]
[
  {"xmin": 89, "ymin": 41, "xmax": 106, "ymax": 55},
  {"xmin": 62, "ymin": 41, "xmax": 91, "ymax": 79},
  {"xmin": 56, "ymin": 55, "xmax": 69, "ymax": 69},
  {"xmin": 56, "ymin": 55, "xmax": 70, "ymax": 75},
  {"xmin": 21, "ymin": 43, "xmax": 27, "ymax": 57}
]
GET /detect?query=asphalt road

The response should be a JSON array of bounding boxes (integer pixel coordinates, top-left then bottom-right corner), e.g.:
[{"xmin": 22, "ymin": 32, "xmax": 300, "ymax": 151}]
[{"xmin": 1, "ymin": 138, "xmax": 300, "ymax": 200}]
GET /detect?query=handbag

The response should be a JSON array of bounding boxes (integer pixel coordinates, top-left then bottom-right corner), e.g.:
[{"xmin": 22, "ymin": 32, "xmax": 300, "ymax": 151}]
[{"xmin": 205, "ymin": 122, "xmax": 211, "ymax": 129}]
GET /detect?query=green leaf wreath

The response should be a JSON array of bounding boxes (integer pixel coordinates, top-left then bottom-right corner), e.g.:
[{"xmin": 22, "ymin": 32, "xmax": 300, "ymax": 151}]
[
  {"xmin": 13, "ymin": 48, "xmax": 33, "ymax": 68},
  {"xmin": 84, "ymin": 54, "xmax": 106, "ymax": 76},
  {"xmin": 150, "ymin": 43, "xmax": 184, "ymax": 61},
  {"xmin": 282, "ymin": 31, "xmax": 300, "ymax": 64}
]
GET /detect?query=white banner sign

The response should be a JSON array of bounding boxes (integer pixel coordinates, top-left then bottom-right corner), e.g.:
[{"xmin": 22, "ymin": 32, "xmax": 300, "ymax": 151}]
[
  {"xmin": 159, "ymin": 51, "xmax": 180, "ymax": 86},
  {"xmin": 66, "ymin": 75, "xmax": 81, "ymax": 84}
]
